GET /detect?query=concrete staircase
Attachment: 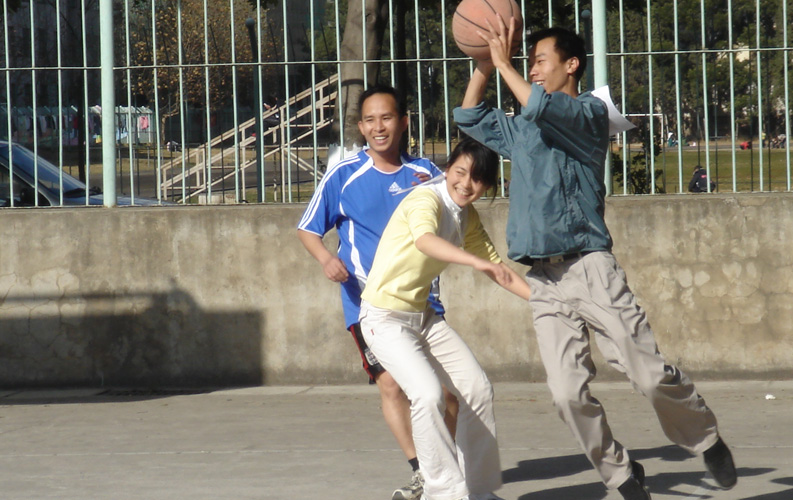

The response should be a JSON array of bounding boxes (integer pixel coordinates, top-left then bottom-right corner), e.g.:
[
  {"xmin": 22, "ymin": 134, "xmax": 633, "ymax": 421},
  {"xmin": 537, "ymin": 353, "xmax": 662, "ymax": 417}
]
[{"xmin": 160, "ymin": 74, "xmax": 338, "ymax": 202}]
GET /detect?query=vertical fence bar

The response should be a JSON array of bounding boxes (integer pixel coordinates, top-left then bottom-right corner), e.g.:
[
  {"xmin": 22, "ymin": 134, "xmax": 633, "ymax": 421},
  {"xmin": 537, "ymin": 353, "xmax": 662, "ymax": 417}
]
[
  {"xmin": 259, "ymin": 4, "xmax": 267, "ymax": 199},
  {"xmin": 645, "ymin": 0, "xmax": 656, "ymax": 194},
  {"xmin": 574, "ymin": 0, "xmax": 580, "ymax": 33},
  {"xmin": 388, "ymin": 0, "xmax": 395, "ymax": 88},
  {"xmin": 784, "ymin": 0, "xmax": 791, "ymax": 190},
  {"xmin": 246, "ymin": 17, "xmax": 261, "ymax": 202},
  {"xmin": 360, "ymin": 0, "xmax": 367, "ymax": 87},
  {"xmin": 334, "ymin": 0, "xmax": 344, "ymax": 156},
  {"xmin": 283, "ymin": 0, "xmax": 293, "ymax": 202},
  {"xmin": 177, "ymin": 0, "xmax": 187, "ymax": 202},
  {"xmin": 413, "ymin": 0, "xmax": 424, "ymax": 157},
  {"xmin": 255, "ymin": 3, "xmax": 266, "ymax": 199},
  {"xmin": 56, "ymin": 0, "xmax": 64, "ymax": 205},
  {"xmin": 441, "ymin": 0, "xmax": 451, "ymax": 160},
  {"xmin": 515, "ymin": 0, "xmax": 528, "ymax": 196},
  {"xmin": 755, "ymin": 0, "xmax": 764, "ymax": 191},
  {"xmin": 547, "ymin": 0, "xmax": 553, "ymax": 26},
  {"xmin": 29, "ymin": 0, "xmax": 40, "ymax": 206},
  {"xmin": 520, "ymin": 0, "xmax": 528, "ymax": 80},
  {"xmin": 490, "ymin": 0, "xmax": 504, "ymax": 189},
  {"xmin": 592, "ymin": 0, "xmax": 608, "ymax": 193},
  {"xmin": 309, "ymin": 0, "xmax": 320, "ymax": 192},
  {"xmin": 124, "ymin": 0, "xmax": 135, "ymax": 203},
  {"xmin": 2, "ymin": 0, "xmax": 13, "ymax": 206},
  {"xmin": 493, "ymin": 0, "xmax": 505, "ymax": 188},
  {"xmin": 203, "ymin": 1, "xmax": 214, "ymax": 201},
  {"xmin": 618, "ymin": 0, "xmax": 628, "ymax": 195},
  {"xmin": 100, "ymin": 0, "xmax": 116, "ymax": 206},
  {"xmin": 152, "ymin": 0, "xmax": 164, "ymax": 202},
  {"xmin": 81, "ymin": 0, "xmax": 92, "ymax": 205},
  {"xmin": 699, "ymin": 0, "xmax": 711, "ymax": 192},
  {"xmin": 230, "ymin": 0, "xmax": 241, "ymax": 204},
  {"xmin": 727, "ymin": 0, "xmax": 737, "ymax": 192},
  {"xmin": 673, "ymin": 0, "xmax": 684, "ymax": 193}
]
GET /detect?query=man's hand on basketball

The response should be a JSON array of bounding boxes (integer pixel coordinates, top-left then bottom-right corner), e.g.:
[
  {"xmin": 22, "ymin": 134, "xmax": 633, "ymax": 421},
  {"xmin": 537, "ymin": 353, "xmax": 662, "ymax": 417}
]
[
  {"xmin": 321, "ymin": 256, "xmax": 349, "ymax": 282},
  {"xmin": 478, "ymin": 14, "xmax": 516, "ymax": 71}
]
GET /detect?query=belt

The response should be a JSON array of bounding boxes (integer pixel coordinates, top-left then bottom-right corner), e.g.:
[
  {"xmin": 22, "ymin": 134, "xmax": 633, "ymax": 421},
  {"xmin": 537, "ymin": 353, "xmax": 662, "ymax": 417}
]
[{"xmin": 517, "ymin": 251, "xmax": 592, "ymax": 266}]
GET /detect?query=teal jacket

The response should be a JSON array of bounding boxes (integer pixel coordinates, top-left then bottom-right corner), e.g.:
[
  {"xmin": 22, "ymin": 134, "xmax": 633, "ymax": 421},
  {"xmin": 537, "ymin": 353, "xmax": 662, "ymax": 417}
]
[{"xmin": 453, "ymin": 83, "xmax": 612, "ymax": 263}]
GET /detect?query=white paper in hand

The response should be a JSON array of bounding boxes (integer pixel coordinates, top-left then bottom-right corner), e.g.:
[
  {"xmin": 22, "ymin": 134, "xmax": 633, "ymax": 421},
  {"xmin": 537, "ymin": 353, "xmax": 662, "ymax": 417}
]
[{"xmin": 592, "ymin": 86, "xmax": 636, "ymax": 136}]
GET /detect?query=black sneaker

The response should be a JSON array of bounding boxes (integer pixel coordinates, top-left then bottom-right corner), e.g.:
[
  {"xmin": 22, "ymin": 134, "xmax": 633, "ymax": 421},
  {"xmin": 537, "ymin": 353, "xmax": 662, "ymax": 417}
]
[
  {"xmin": 703, "ymin": 437, "xmax": 737, "ymax": 489},
  {"xmin": 630, "ymin": 460, "xmax": 645, "ymax": 486},
  {"xmin": 617, "ymin": 460, "xmax": 651, "ymax": 500}
]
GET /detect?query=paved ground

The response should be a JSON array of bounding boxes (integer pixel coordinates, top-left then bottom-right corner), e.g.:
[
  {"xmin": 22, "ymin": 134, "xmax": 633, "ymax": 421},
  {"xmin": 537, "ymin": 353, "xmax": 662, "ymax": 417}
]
[{"xmin": 1, "ymin": 380, "xmax": 790, "ymax": 499}]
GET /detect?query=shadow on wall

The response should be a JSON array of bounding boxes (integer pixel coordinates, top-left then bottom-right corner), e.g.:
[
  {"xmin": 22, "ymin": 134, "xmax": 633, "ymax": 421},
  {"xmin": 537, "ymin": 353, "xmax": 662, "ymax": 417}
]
[{"xmin": 0, "ymin": 286, "xmax": 263, "ymax": 389}]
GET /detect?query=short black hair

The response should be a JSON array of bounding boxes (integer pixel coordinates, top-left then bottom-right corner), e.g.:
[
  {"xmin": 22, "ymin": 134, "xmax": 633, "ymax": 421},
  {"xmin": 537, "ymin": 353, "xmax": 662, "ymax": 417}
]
[
  {"xmin": 447, "ymin": 136, "xmax": 499, "ymax": 189},
  {"xmin": 359, "ymin": 84, "xmax": 407, "ymax": 118},
  {"xmin": 527, "ymin": 27, "xmax": 587, "ymax": 82}
]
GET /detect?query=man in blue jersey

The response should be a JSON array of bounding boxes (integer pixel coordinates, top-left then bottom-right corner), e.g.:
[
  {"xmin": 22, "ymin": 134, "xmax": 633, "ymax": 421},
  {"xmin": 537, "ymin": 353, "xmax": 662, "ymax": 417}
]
[
  {"xmin": 297, "ymin": 84, "xmax": 456, "ymax": 500},
  {"xmin": 454, "ymin": 22, "xmax": 736, "ymax": 500}
]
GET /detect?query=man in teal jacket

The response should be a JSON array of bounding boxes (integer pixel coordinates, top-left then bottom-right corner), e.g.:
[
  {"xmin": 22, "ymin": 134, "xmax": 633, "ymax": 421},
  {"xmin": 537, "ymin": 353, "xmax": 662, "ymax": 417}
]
[{"xmin": 453, "ymin": 21, "xmax": 737, "ymax": 500}]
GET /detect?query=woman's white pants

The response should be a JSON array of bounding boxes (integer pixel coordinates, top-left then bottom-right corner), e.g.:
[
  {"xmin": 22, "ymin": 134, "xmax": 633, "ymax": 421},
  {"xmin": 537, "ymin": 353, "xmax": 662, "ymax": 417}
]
[{"xmin": 360, "ymin": 301, "xmax": 502, "ymax": 500}]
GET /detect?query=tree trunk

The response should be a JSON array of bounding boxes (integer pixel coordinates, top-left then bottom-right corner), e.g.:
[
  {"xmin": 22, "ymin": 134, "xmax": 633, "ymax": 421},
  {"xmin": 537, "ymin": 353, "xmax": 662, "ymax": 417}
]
[{"xmin": 334, "ymin": 0, "xmax": 389, "ymax": 149}]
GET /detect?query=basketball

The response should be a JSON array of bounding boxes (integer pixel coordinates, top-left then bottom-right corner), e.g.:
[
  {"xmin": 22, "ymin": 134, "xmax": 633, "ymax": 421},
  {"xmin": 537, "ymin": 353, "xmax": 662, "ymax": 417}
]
[{"xmin": 452, "ymin": 0, "xmax": 523, "ymax": 61}]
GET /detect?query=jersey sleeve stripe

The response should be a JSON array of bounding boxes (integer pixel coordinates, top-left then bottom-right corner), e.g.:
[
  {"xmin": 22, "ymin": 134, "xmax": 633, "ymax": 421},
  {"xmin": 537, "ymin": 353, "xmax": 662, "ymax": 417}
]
[
  {"xmin": 341, "ymin": 157, "xmax": 373, "ymax": 192},
  {"xmin": 297, "ymin": 155, "xmax": 356, "ymax": 229},
  {"xmin": 401, "ymin": 154, "xmax": 443, "ymax": 177}
]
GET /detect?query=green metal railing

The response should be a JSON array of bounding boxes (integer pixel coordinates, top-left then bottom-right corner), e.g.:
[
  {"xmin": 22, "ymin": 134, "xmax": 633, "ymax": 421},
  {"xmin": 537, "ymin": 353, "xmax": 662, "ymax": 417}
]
[{"xmin": 1, "ymin": 0, "xmax": 790, "ymax": 207}]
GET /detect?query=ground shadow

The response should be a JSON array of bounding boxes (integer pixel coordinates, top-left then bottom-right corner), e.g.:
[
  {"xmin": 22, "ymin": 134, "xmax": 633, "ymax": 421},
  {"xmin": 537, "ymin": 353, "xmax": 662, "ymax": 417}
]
[
  {"xmin": 504, "ymin": 450, "xmax": 595, "ymax": 484},
  {"xmin": 725, "ymin": 476, "xmax": 793, "ymax": 500},
  {"xmin": 507, "ymin": 445, "xmax": 779, "ymax": 500},
  {"xmin": 0, "ymin": 286, "xmax": 263, "ymax": 393}
]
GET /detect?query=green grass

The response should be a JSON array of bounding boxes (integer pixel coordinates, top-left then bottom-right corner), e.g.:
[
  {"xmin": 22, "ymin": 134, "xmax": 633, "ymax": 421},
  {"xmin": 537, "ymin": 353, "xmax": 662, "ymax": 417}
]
[
  {"xmin": 263, "ymin": 143, "xmax": 793, "ymax": 203},
  {"xmin": 52, "ymin": 141, "xmax": 791, "ymax": 202},
  {"xmin": 611, "ymin": 145, "xmax": 792, "ymax": 194}
]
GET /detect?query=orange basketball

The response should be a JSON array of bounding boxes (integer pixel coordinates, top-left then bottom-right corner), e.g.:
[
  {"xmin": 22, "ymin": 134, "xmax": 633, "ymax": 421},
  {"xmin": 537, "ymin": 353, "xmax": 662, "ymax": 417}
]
[{"xmin": 452, "ymin": 0, "xmax": 523, "ymax": 61}]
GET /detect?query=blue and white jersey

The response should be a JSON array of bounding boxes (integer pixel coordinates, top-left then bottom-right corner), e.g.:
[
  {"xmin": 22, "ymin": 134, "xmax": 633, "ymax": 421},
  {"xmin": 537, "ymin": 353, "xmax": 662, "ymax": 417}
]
[{"xmin": 299, "ymin": 149, "xmax": 445, "ymax": 328}]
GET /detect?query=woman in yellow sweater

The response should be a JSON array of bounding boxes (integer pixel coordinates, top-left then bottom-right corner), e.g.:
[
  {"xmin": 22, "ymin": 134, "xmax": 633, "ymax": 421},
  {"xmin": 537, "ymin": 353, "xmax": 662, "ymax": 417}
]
[{"xmin": 359, "ymin": 138, "xmax": 531, "ymax": 500}]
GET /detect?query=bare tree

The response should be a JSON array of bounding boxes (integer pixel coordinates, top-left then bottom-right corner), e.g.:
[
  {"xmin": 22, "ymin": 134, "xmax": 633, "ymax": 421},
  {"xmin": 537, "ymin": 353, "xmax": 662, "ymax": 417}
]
[{"xmin": 123, "ymin": 0, "xmax": 276, "ymax": 144}]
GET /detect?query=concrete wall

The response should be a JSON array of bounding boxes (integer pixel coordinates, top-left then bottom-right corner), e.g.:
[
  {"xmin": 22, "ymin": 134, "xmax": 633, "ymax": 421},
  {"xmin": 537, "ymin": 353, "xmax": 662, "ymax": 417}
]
[{"xmin": 1, "ymin": 193, "xmax": 792, "ymax": 388}]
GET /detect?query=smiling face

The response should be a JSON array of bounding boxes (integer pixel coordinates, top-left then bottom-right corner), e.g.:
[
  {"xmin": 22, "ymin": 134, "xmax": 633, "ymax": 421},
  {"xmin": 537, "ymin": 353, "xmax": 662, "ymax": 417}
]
[
  {"xmin": 445, "ymin": 154, "xmax": 488, "ymax": 207},
  {"xmin": 528, "ymin": 36, "xmax": 579, "ymax": 96},
  {"xmin": 357, "ymin": 92, "xmax": 408, "ymax": 167}
]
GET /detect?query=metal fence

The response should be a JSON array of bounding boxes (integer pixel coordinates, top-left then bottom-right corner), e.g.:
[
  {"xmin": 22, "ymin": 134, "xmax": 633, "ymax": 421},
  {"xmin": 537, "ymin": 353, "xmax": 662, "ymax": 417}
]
[{"xmin": 1, "ymin": 0, "xmax": 790, "ymax": 207}]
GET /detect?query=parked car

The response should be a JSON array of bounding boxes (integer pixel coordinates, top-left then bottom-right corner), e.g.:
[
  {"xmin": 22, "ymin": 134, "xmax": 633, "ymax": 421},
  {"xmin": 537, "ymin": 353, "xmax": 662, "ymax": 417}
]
[{"xmin": 0, "ymin": 140, "xmax": 168, "ymax": 207}]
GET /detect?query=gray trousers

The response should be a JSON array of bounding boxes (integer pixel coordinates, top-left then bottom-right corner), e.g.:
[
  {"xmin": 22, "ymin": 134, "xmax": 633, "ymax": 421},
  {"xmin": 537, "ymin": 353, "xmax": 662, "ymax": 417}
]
[{"xmin": 526, "ymin": 251, "xmax": 720, "ymax": 489}]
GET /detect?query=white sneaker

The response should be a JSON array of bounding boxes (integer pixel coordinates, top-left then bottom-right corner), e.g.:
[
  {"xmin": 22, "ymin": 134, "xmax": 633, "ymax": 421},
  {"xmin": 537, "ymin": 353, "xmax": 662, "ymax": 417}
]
[
  {"xmin": 419, "ymin": 495, "xmax": 471, "ymax": 500},
  {"xmin": 419, "ymin": 497, "xmax": 469, "ymax": 500},
  {"xmin": 392, "ymin": 470, "xmax": 424, "ymax": 500}
]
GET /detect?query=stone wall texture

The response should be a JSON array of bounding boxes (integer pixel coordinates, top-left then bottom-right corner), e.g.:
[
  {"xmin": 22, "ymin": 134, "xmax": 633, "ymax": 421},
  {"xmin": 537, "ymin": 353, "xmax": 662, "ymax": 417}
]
[{"xmin": 1, "ymin": 193, "xmax": 791, "ymax": 388}]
